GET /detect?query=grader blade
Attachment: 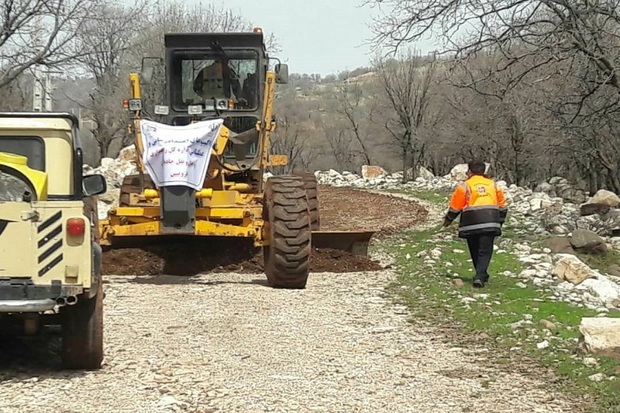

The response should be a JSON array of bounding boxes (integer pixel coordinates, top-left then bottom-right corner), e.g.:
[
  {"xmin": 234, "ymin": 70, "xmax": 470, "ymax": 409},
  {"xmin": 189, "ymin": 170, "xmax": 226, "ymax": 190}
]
[{"xmin": 311, "ymin": 231, "xmax": 375, "ymax": 256}]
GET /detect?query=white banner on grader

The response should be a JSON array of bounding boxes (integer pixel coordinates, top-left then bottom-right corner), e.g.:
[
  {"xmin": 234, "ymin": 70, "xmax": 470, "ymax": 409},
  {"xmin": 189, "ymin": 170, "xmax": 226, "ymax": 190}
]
[{"xmin": 140, "ymin": 119, "xmax": 223, "ymax": 190}]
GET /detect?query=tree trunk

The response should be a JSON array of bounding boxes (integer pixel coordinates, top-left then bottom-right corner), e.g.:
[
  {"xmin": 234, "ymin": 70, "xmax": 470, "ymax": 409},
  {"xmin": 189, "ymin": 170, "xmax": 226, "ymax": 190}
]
[
  {"xmin": 98, "ymin": 133, "xmax": 108, "ymax": 164},
  {"xmin": 588, "ymin": 169, "xmax": 598, "ymax": 196},
  {"xmin": 410, "ymin": 151, "xmax": 417, "ymax": 181},
  {"xmin": 410, "ymin": 141, "xmax": 426, "ymax": 181},
  {"xmin": 402, "ymin": 147, "xmax": 409, "ymax": 183},
  {"xmin": 610, "ymin": 175, "xmax": 620, "ymax": 194},
  {"xmin": 514, "ymin": 151, "xmax": 521, "ymax": 187}
]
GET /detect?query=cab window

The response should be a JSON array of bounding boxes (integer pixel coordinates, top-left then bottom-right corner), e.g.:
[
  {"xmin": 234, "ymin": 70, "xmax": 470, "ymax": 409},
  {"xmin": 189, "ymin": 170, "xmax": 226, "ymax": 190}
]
[{"xmin": 0, "ymin": 136, "xmax": 46, "ymax": 171}]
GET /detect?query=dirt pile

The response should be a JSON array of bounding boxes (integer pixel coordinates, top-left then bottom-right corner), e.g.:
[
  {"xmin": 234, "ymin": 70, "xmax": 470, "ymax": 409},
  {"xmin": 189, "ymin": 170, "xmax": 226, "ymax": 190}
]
[
  {"xmin": 102, "ymin": 239, "xmax": 382, "ymax": 276},
  {"xmin": 101, "ymin": 183, "xmax": 427, "ymax": 276},
  {"xmin": 102, "ymin": 238, "xmax": 262, "ymax": 276}
]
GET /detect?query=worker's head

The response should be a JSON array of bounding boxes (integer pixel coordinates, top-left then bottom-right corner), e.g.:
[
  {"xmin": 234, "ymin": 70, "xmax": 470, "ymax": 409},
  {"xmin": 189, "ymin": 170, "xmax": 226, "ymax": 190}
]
[{"xmin": 467, "ymin": 160, "xmax": 486, "ymax": 176}]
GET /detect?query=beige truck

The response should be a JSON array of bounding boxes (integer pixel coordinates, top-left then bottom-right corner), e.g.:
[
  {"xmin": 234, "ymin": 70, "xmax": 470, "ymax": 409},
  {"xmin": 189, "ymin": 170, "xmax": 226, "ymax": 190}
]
[{"xmin": 0, "ymin": 112, "xmax": 107, "ymax": 369}]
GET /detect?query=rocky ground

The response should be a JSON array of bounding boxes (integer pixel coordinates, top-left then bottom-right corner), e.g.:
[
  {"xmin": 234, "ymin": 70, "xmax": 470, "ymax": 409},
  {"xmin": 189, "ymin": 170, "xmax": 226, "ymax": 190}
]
[{"xmin": 316, "ymin": 166, "xmax": 620, "ymax": 312}]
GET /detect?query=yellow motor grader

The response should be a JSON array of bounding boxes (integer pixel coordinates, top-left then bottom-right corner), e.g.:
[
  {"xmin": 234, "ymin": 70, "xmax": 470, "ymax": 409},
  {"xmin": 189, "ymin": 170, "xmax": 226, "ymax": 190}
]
[{"xmin": 98, "ymin": 29, "xmax": 373, "ymax": 288}]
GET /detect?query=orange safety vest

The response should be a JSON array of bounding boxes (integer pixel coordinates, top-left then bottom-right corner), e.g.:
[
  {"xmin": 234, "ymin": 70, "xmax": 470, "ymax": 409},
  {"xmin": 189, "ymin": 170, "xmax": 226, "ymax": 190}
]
[{"xmin": 445, "ymin": 175, "xmax": 508, "ymax": 238}]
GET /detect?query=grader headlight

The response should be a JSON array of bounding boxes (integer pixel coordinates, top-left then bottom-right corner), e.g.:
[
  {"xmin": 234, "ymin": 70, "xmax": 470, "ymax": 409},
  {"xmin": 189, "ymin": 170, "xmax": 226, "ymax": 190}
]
[
  {"xmin": 188, "ymin": 105, "xmax": 203, "ymax": 115},
  {"xmin": 154, "ymin": 105, "xmax": 169, "ymax": 115}
]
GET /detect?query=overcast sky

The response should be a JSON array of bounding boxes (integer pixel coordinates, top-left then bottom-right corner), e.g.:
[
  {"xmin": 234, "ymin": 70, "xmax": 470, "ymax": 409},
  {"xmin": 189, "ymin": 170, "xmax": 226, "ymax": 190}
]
[{"xmin": 191, "ymin": 0, "xmax": 437, "ymax": 76}]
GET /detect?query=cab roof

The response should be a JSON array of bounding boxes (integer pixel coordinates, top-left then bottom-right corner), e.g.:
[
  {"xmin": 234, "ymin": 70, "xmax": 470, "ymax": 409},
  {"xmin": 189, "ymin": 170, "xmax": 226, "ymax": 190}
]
[
  {"xmin": 0, "ymin": 112, "xmax": 79, "ymax": 132},
  {"xmin": 164, "ymin": 32, "xmax": 266, "ymax": 51}
]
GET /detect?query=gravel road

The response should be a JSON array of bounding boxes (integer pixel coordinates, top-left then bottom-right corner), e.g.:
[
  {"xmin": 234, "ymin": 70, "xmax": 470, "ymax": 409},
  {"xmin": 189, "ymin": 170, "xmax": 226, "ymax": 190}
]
[
  {"xmin": 1, "ymin": 264, "xmax": 576, "ymax": 413},
  {"xmin": 0, "ymin": 190, "xmax": 577, "ymax": 412}
]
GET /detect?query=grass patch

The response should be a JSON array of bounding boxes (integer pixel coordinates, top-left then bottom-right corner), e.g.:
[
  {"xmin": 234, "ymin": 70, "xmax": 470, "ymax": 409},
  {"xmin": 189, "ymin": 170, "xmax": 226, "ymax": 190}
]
[
  {"xmin": 378, "ymin": 194, "xmax": 620, "ymax": 412},
  {"xmin": 576, "ymin": 251, "xmax": 620, "ymax": 275}
]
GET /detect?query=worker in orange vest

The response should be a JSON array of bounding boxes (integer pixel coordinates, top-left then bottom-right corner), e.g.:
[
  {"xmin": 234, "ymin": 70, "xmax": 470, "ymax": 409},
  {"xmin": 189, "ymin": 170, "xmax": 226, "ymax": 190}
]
[{"xmin": 442, "ymin": 160, "xmax": 508, "ymax": 288}]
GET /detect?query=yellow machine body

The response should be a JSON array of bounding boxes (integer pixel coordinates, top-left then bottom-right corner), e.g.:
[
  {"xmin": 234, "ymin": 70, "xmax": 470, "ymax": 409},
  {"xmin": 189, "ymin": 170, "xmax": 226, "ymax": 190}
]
[
  {"xmin": 98, "ymin": 30, "xmax": 375, "ymax": 289},
  {"xmin": 99, "ymin": 31, "xmax": 288, "ymax": 247}
]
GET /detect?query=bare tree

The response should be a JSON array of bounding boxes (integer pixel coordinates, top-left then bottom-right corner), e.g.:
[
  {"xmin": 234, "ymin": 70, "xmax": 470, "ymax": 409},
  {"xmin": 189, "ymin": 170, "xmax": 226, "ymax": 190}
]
[
  {"xmin": 337, "ymin": 80, "xmax": 374, "ymax": 165},
  {"xmin": 130, "ymin": 1, "xmax": 259, "ymax": 61},
  {"xmin": 364, "ymin": 0, "xmax": 620, "ymax": 187},
  {"xmin": 320, "ymin": 124, "xmax": 358, "ymax": 172},
  {"xmin": 364, "ymin": 0, "xmax": 620, "ymax": 119},
  {"xmin": 375, "ymin": 49, "xmax": 437, "ymax": 182},
  {"xmin": 440, "ymin": 54, "xmax": 553, "ymax": 186},
  {"xmin": 310, "ymin": 78, "xmax": 391, "ymax": 173},
  {"xmin": 0, "ymin": 0, "xmax": 98, "ymax": 89},
  {"xmin": 71, "ymin": 1, "xmax": 146, "ymax": 161},
  {"xmin": 128, "ymin": 1, "xmax": 281, "ymax": 69},
  {"xmin": 270, "ymin": 113, "xmax": 316, "ymax": 174},
  {"xmin": 0, "ymin": 73, "xmax": 30, "ymax": 110}
]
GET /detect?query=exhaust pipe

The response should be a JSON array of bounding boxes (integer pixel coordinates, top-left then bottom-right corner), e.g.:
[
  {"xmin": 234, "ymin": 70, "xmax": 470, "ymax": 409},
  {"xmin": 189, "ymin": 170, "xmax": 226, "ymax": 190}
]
[
  {"xmin": 66, "ymin": 295, "xmax": 78, "ymax": 306},
  {"xmin": 56, "ymin": 297, "xmax": 67, "ymax": 307}
]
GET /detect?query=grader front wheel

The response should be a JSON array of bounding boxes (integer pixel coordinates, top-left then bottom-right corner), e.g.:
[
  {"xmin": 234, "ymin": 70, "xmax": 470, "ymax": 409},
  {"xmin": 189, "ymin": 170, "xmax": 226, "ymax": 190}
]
[{"xmin": 263, "ymin": 175, "xmax": 311, "ymax": 289}]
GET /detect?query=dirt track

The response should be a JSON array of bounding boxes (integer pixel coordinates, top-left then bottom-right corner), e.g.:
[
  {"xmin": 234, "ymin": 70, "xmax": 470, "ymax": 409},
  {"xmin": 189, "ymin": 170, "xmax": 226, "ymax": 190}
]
[
  {"xmin": 101, "ymin": 185, "xmax": 428, "ymax": 276},
  {"xmin": 316, "ymin": 185, "xmax": 427, "ymax": 235}
]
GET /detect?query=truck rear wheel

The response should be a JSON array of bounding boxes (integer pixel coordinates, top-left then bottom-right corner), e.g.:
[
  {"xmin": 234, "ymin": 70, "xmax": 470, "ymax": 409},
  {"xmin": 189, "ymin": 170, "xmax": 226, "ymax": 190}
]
[
  {"xmin": 298, "ymin": 173, "xmax": 320, "ymax": 231},
  {"xmin": 262, "ymin": 175, "xmax": 311, "ymax": 289},
  {"xmin": 61, "ymin": 290, "xmax": 103, "ymax": 370}
]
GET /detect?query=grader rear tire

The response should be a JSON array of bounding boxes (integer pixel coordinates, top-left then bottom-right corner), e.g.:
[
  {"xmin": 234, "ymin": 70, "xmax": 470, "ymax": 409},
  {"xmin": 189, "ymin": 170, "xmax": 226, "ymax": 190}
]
[
  {"xmin": 263, "ymin": 175, "xmax": 312, "ymax": 289},
  {"xmin": 298, "ymin": 173, "xmax": 320, "ymax": 231}
]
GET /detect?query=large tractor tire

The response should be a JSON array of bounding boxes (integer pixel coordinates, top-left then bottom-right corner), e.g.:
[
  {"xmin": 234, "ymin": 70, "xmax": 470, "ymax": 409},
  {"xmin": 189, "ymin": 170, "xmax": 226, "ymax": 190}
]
[
  {"xmin": 262, "ymin": 175, "xmax": 312, "ymax": 289},
  {"xmin": 60, "ymin": 290, "xmax": 104, "ymax": 370},
  {"xmin": 119, "ymin": 174, "xmax": 155, "ymax": 207},
  {"xmin": 298, "ymin": 173, "xmax": 320, "ymax": 231}
]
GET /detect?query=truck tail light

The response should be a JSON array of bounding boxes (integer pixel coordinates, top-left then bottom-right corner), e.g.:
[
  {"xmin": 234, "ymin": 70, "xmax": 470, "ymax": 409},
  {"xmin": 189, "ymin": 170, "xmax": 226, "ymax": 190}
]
[{"xmin": 66, "ymin": 218, "xmax": 85, "ymax": 236}]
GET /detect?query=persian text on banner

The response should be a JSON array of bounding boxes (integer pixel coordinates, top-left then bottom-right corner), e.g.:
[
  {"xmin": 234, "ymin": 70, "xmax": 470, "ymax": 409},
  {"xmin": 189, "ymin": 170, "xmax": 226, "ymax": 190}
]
[{"xmin": 140, "ymin": 119, "xmax": 224, "ymax": 190}]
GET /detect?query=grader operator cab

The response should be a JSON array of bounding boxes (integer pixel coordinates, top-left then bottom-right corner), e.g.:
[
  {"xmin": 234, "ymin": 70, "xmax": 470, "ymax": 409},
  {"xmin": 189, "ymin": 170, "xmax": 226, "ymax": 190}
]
[{"xmin": 99, "ymin": 29, "xmax": 374, "ymax": 288}]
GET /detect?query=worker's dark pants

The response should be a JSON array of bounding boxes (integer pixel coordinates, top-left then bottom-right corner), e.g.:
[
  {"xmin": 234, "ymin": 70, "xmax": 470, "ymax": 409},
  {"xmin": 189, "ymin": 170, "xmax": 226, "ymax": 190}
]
[{"xmin": 466, "ymin": 234, "xmax": 495, "ymax": 282}]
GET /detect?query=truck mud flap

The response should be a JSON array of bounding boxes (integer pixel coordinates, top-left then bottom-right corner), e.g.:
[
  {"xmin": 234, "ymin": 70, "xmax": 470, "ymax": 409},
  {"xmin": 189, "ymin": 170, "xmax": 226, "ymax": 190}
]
[{"xmin": 310, "ymin": 231, "xmax": 375, "ymax": 256}]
